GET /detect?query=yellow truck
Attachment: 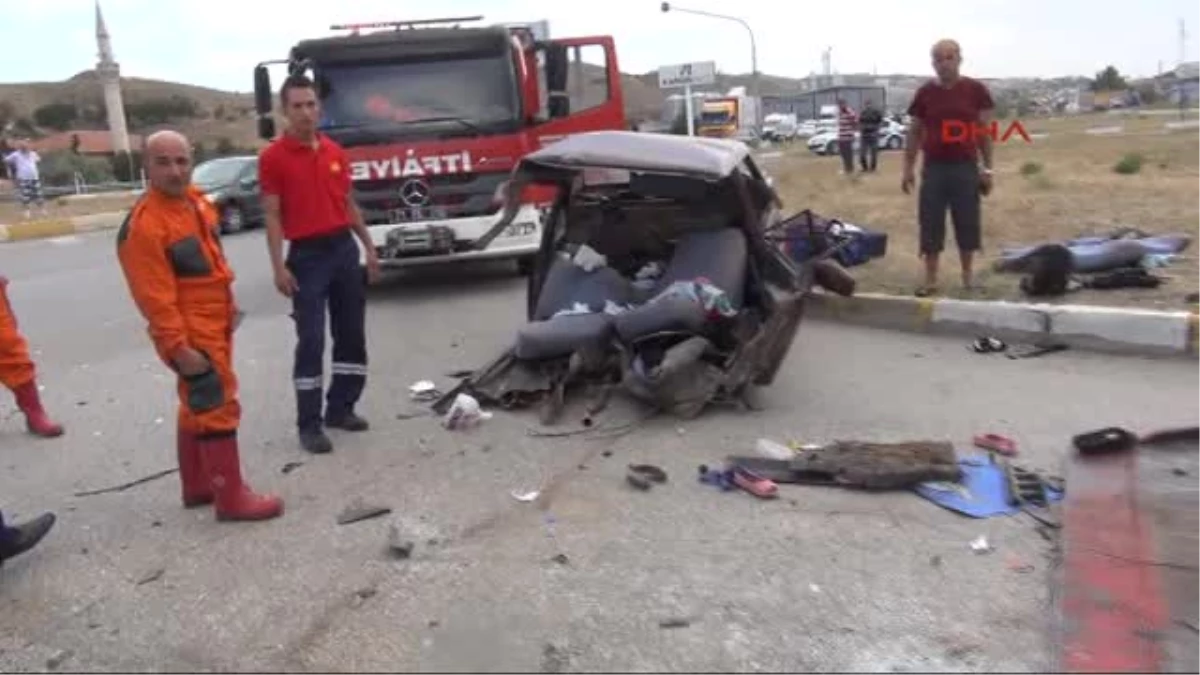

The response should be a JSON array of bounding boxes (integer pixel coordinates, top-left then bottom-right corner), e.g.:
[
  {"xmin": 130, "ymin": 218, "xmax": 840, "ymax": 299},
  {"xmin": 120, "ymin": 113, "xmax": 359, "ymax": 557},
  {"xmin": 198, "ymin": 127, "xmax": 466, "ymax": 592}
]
[{"xmin": 697, "ymin": 97, "xmax": 739, "ymax": 138}]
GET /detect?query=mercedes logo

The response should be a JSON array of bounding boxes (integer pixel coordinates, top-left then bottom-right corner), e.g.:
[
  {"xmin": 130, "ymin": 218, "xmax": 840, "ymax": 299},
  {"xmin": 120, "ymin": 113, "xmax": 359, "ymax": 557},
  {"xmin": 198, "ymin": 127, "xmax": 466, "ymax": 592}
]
[{"xmin": 399, "ymin": 179, "xmax": 431, "ymax": 207}]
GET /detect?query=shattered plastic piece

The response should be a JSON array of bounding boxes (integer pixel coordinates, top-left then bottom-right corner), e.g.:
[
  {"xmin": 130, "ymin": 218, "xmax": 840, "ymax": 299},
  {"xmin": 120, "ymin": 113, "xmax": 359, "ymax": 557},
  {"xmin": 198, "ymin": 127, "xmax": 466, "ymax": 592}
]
[
  {"xmin": 572, "ymin": 244, "xmax": 607, "ymax": 272},
  {"xmin": 755, "ymin": 438, "xmax": 795, "ymax": 460},
  {"xmin": 511, "ymin": 489, "xmax": 541, "ymax": 502},
  {"xmin": 409, "ymin": 380, "xmax": 441, "ymax": 401},
  {"xmin": 387, "ymin": 524, "xmax": 415, "ymax": 559},
  {"xmin": 443, "ymin": 393, "xmax": 492, "ymax": 430},
  {"xmin": 658, "ymin": 617, "xmax": 692, "ymax": 629},
  {"xmin": 337, "ymin": 502, "xmax": 392, "ymax": 525},
  {"xmin": 970, "ymin": 535, "xmax": 992, "ymax": 554}
]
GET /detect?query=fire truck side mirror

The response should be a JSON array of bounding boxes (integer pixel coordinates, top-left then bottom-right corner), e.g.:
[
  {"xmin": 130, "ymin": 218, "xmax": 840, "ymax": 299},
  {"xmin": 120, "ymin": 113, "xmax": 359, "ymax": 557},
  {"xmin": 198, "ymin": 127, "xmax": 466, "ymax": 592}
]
[
  {"xmin": 253, "ymin": 65, "xmax": 273, "ymax": 117},
  {"xmin": 544, "ymin": 44, "xmax": 570, "ymax": 119}
]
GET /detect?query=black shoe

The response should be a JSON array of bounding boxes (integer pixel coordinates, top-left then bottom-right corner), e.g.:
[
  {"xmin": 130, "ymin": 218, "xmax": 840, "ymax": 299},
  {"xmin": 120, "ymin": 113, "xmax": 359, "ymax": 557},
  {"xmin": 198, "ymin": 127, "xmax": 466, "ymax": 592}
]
[
  {"xmin": 0, "ymin": 512, "xmax": 56, "ymax": 565},
  {"xmin": 325, "ymin": 412, "xmax": 369, "ymax": 432},
  {"xmin": 299, "ymin": 430, "xmax": 334, "ymax": 454}
]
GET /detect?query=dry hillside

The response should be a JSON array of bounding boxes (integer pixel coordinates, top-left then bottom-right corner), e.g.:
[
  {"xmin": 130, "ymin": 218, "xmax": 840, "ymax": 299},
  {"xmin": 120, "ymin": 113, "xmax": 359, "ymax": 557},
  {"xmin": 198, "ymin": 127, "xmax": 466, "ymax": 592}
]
[{"xmin": 0, "ymin": 64, "xmax": 817, "ymax": 149}]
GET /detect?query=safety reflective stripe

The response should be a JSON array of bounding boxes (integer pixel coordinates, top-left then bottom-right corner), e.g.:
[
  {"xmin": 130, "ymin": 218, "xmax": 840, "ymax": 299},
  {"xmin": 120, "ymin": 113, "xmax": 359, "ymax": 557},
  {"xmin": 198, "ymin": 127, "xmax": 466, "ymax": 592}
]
[
  {"xmin": 331, "ymin": 362, "xmax": 368, "ymax": 376},
  {"xmin": 294, "ymin": 376, "xmax": 323, "ymax": 391}
]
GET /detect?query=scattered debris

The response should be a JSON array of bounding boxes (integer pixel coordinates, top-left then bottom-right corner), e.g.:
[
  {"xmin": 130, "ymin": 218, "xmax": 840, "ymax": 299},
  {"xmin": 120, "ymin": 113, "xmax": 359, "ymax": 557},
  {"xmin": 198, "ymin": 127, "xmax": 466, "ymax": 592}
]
[
  {"xmin": 445, "ymin": 369, "xmax": 474, "ymax": 378},
  {"xmin": 1172, "ymin": 467, "xmax": 1188, "ymax": 477},
  {"xmin": 809, "ymin": 584, "xmax": 822, "ymax": 593},
  {"xmin": 550, "ymin": 553, "xmax": 570, "ymax": 565},
  {"xmin": 350, "ymin": 586, "xmax": 378, "ymax": 608},
  {"xmin": 1006, "ymin": 555, "xmax": 1035, "ymax": 573},
  {"xmin": 73, "ymin": 468, "xmax": 179, "ymax": 497},
  {"xmin": 395, "ymin": 408, "xmax": 428, "ymax": 420},
  {"xmin": 730, "ymin": 466, "xmax": 779, "ymax": 498},
  {"xmin": 970, "ymin": 536, "xmax": 993, "ymax": 554},
  {"xmin": 626, "ymin": 464, "xmax": 669, "ymax": 491},
  {"xmin": 755, "ymin": 438, "xmax": 795, "ymax": 460},
  {"xmin": 930, "ymin": 555, "xmax": 943, "ymax": 568},
  {"xmin": 386, "ymin": 525, "xmax": 415, "ymax": 560},
  {"xmin": 540, "ymin": 642, "xmax": 570, "ymax": 673},
  {"xmin": 1005, "ymin": 343, "xmax": 1069, "ymax": 360},
  {"xmin": 658, "ymin": 617, "xmax": 692, "ymax": 629},
  {"xmin": 511, "ymin": 489, "xmax": 541, "ymax": 502},
  {"xmin": 728, "ymin": 439, "xmax": 961, "ymax": 490},
  {"xmin": 971, "ymin": 336, "xmax": 1008, "ymax": 354},
  {"xmin": 1176, "ymin": 618, "xmax": 1199, "ymax": 633},
  {"xmin": 974, "ymin": 433, "xmax": 1018, "ymax": 457},
  {"xmin": 409, "ymin": 380, "xmax": 441, "ymax": 402},
  {"xmin": 443, "ymin": 393, "xmax": 492, "ymax": 430},
  {"xmin": 337, "ymin": 502, "xmax": 393, "ymax": 526},
  {"xmin": 280, "ymin": 461, "xmax": 304, "ymax": 475},
  {"xmin": 150, "ymin": 520, "xmax": 162, "ymax": 528},
  {"xmin": 135, "ymin": 568, "xmax": 165, "ymax": 585},
  {"xmin": 45, "ymin": 649, "xmax": 73, "ymax": 670}
]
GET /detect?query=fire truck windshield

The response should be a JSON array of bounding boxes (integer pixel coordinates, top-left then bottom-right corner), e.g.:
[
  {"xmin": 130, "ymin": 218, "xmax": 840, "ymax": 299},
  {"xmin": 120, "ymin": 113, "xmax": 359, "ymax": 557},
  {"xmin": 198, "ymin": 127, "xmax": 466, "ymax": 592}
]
[{"xmin": 316, "ymin": 55, "xmax": 519, "ymax": 138}]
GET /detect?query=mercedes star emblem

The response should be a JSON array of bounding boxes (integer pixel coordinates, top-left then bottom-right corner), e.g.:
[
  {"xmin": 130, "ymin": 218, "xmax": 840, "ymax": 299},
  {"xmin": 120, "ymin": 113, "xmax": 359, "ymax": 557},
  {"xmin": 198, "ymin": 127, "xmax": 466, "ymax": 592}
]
[{"xmin": 399, "ymin": 179, "xmax": 431, "ymax": 207}]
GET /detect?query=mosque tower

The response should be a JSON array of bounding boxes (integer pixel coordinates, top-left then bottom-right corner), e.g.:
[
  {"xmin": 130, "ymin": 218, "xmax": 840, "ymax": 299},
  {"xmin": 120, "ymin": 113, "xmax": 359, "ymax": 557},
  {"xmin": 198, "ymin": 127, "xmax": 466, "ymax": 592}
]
[{"xmin": 95, "ymin": 1, "xmax": 131, "ymax": 155}]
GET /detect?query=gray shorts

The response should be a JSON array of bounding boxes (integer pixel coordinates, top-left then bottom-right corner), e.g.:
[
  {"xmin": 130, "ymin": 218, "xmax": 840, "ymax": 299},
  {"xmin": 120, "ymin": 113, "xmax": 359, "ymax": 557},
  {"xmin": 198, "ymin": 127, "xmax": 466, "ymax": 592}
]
[
  {"xmin": 17, "ymin": 179, "xmax": 43, "ymax": 206},
  {"xmin": 918, "ymin": 161, "xmax": 981, "ymax": 254}
]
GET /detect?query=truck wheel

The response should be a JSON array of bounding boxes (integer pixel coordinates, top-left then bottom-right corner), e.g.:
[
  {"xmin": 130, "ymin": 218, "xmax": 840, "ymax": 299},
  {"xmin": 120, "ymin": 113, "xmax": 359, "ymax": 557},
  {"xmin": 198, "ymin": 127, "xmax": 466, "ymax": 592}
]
[{"xmin": 516, "ymin": 256, "xmax": 535, "ymax": 277}]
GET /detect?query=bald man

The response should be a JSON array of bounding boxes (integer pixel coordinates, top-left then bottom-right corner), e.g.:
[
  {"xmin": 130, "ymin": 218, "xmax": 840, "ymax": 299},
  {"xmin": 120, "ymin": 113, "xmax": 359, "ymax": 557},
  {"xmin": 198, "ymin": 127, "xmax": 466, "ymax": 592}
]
[
  {"xmin": 115, "ymin": 130, "xmax": 283, "ymax": 522},
  {"xmin": 901, "ymin": 39, "xmax": 995, "ymax": 296}
]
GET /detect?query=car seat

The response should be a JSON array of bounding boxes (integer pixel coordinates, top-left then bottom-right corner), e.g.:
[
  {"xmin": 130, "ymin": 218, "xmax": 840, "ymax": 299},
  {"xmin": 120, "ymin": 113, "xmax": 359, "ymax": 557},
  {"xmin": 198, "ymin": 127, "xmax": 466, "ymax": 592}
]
[{"xmin": 514, "ymin": 255, "xmax": 635, "ymax": 361}]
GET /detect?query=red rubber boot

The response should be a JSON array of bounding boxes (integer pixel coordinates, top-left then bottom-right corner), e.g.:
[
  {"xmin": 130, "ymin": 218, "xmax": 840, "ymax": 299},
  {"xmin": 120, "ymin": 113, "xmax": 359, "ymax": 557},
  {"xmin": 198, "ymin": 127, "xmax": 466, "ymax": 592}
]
[
  {"xmin": 198, "ymin": 434, "xmax": 283, "ymax": 522},
  {"xmin": 12, "ymin": 380, "xmax": 64, "ymax": 438},
  {"xmin": 177, "ymin": 428, "xmax": 213, "ymax": 508}
]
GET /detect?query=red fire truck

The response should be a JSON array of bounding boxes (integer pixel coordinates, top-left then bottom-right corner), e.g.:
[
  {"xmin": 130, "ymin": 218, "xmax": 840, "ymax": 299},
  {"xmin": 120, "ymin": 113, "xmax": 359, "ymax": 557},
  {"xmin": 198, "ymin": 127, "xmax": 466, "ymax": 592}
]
[{"xmin": 251, "ymin": 17, "xmax": 627, "ymax": 272}]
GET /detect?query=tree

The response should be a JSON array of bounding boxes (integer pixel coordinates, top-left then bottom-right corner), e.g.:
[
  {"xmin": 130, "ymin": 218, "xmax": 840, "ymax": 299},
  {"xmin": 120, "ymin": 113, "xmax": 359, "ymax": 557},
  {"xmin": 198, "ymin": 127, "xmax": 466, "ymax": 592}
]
[
  {"xmin": 1091, "ymin": 65, "xmax": 1128, "ymax": 92},
  {"xmin": 33, "ymin": 102, "xmax": 79, "ymax": 131},
  {"xmin": 0, "ymin": 101, "xmax": 14, "ymax": 132},
  {"xmin": 39, "ymin": 150, "xmax": 115, "ymax": 186},
  {"xmin": 109, "ymin": 151, "xmax": 143, "ymax": 183},
  {"xmin": 70, "ymin": 134, "xmax": 81, "ymax": 154}
]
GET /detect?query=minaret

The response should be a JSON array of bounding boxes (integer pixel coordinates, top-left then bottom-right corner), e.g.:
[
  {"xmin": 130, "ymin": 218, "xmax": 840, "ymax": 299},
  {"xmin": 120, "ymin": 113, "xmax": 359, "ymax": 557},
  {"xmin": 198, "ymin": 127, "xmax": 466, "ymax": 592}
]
[{"xmin": 95, "ymin": 1, "xmax": 131, "ymax": 155}]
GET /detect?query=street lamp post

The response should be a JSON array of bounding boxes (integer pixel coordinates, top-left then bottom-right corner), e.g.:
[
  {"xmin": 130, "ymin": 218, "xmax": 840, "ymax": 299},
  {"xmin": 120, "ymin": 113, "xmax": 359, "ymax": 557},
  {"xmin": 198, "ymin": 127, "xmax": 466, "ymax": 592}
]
[{"xmin": 660, "ymin": 2, "xmax": 761, "ymax": 140}]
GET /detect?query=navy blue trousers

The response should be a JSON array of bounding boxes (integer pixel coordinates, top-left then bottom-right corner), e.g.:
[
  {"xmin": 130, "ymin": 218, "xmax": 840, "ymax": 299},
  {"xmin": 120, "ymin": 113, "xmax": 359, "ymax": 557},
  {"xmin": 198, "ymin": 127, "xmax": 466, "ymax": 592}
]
[{"xmin": 286, "ymin": 229, "xmax": 367, "ymax": 433}]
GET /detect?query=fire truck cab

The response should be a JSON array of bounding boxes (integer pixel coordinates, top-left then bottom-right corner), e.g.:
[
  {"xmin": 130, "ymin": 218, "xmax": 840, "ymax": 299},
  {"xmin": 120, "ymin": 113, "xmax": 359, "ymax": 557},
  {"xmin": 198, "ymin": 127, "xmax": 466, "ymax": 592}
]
[{"xmin": 251, "ymin": 17, "xmax": 626, "ymax": 273}]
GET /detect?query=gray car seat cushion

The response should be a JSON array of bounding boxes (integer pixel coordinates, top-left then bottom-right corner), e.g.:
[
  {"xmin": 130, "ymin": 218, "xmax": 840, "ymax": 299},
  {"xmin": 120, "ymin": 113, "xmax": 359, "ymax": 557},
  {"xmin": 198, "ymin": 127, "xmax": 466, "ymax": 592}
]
[
  {"xmin": 613, "ymin": 294, "xmax": 707, "ymax": 343},
  {"xmin": 533, "ymin": 256, "xmax": 636, "ymax": 320},
  {"xmin": 655, "ymin": 228, "xmax": 749, "ymax": 308},
  {"xmin": 515, "ymin": 313, "xmax": 615, "ymax": 361}
]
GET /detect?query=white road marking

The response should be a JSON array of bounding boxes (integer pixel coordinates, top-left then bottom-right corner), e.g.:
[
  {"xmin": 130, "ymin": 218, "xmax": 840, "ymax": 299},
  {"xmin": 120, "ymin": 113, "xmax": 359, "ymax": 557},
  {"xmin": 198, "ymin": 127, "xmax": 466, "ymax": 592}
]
[{"xmin": 46, "ymin": 235, "xmax": 81, "ymax": 246}]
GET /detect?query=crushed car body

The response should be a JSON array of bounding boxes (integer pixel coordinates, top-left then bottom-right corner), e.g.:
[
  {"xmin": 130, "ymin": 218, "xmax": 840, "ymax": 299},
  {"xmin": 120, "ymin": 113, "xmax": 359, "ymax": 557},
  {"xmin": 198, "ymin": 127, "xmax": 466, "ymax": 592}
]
[{"xmin": 435, "ymin": 130, "xmax": 830, "ymax": 421}]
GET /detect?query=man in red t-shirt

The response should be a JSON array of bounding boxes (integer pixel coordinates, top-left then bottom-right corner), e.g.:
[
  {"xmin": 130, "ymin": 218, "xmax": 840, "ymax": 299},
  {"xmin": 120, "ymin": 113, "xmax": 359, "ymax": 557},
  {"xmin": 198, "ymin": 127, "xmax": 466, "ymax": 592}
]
[
  {"xmin": 901, "ymin": 39, "xmax": 995, "ymax": 296},
  {"xmin": 259, "ymin": 73, "xmax": 382, "ymax": 455}
]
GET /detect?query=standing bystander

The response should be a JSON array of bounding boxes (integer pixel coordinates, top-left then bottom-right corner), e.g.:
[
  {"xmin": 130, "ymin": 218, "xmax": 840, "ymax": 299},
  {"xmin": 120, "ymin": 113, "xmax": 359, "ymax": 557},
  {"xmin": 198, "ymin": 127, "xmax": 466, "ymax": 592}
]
[
  {"xmin": 258, "ymin": 74, "xmax": 382, "ymax": 455},
  {"xmin": 858, "ymin": 99, "xmax": 884, "ymax": 172},
  {"xmin": 836, "ymin": 99, "xmax": 858, "ymax": 175},
  {"xmin": 901, "ymin": 39, "xmax": 995, "ymax": 296},
  {"xmin": 3, "ymin": 140, "xmax": 47, "ymax": 221}
]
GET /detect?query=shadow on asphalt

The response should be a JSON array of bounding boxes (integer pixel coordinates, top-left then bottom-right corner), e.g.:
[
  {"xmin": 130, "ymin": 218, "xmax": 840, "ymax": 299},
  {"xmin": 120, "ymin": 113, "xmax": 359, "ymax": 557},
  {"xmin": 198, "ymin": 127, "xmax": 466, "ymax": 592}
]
[{"xmin": 365, "ymin": 261, "xmax": 525, "ymax": 303}]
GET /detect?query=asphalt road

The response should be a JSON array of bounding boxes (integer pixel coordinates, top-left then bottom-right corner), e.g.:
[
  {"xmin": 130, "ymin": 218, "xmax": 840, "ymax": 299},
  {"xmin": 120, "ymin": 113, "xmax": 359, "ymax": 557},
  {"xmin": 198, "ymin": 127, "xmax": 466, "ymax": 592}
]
[{"xmin": 0, "ymin": 229, "xmax": 1196, "ymax": 673}]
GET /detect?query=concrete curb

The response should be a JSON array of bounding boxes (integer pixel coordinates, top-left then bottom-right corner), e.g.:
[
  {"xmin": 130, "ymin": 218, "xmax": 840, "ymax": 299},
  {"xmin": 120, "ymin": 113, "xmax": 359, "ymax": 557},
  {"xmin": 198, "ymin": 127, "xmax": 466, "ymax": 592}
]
[
  {"xmin": 807, "ymin": 291, "xmax": 1199, "ymax": 358},
  {"xmin": 0, "ymin": 211, "xmax": 127, "ymax": 243}
]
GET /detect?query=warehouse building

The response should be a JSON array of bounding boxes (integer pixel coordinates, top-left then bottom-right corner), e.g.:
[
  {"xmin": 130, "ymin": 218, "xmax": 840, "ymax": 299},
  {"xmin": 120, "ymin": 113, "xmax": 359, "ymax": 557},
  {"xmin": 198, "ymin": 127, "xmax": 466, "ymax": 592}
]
[{"xmin": 761, "ymin": 85, "xmax": 888, "ymax": 120}]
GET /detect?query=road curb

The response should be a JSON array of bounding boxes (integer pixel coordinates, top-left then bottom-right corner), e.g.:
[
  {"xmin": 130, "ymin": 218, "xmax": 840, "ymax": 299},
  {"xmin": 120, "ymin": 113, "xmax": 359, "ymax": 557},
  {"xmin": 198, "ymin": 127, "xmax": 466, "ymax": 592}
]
[
  {"xmin": 806, "ymin": 291, "xmax": 1199, "ymax": 358},
  {"xmin": 0, "ymin": 211, "xmax": 126, "ymax": 243}
]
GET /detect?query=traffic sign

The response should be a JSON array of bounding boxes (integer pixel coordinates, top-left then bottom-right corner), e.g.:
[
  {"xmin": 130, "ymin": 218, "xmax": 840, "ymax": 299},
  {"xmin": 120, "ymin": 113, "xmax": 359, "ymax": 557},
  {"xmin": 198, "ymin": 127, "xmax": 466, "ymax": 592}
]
[{"xmin": 657, "ymin": 61, "xmax": 716, "ymax": 89}]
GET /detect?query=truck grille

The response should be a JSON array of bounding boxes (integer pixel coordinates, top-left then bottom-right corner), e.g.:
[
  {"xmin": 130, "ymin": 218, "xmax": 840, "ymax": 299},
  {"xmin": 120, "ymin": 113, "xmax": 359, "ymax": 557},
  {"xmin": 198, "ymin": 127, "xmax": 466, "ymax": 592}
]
[{"xmin": 352, "ymin": 173, "xmax": 507, "ymax": 225}]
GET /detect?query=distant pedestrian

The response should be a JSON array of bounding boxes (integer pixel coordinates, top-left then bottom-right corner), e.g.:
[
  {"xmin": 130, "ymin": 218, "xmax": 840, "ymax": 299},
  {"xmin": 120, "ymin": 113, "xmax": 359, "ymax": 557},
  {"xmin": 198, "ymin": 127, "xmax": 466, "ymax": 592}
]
[
  {"xmin": 0, "ymin": 510, "xmax": 55, "ymax": 568},
  {"xmin": 3, "ymin": 140, "xmax": 46, "ymax": 221},
  {"xmin": 901, "ymin": 39, "xmax": 995, "ymax": 297},
  {"xmin": 858, "ymin": 99, "xmax": 884, "ymax": 172},
  {"xmin": 835, "ymin": 99, "xmax": 858, "ymax": 174},
  {"xmin": 259, "ymin": 73, "xmax": 382, "ymax": 455}
]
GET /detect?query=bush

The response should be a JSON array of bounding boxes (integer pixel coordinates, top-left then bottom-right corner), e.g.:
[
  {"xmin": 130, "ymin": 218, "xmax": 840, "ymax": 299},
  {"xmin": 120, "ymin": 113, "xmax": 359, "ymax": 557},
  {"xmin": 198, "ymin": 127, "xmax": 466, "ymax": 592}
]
[
  {"xmin": 1113, "ymin": 152, "xmax": 1143, "ymax": 175},
  {"xmin": 109, "ymin": 151, "xmax": 143, "ymax": 183},
  {"xmin": 126, "ymin": 96, "xmax": 200, "ymax": 126},
  {"xmin": 38, "ymin": 150, "xmax": 115, "ymax": 186},
  {"xmin": 1019, "ymin": 161, "xmax": 1043, "ymax": 176}
]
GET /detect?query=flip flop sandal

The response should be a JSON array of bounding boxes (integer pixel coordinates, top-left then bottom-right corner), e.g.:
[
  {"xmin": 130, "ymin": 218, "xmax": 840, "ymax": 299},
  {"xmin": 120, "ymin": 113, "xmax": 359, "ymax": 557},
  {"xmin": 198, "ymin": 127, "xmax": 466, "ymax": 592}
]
[
  {"xmin": 731, "ymin": 466, "xmax": 779, "ymax": 499},
  {"xmin": 627, "ymin": 464, "xmax": 669, "ymax": 491},
  {"xmin": 974, "ymin": 433, "xmax": 1018, "ymax": 456},
  {"xmin": 971, "ymin": 336, "xmax": 1007, "ymax": 354}
]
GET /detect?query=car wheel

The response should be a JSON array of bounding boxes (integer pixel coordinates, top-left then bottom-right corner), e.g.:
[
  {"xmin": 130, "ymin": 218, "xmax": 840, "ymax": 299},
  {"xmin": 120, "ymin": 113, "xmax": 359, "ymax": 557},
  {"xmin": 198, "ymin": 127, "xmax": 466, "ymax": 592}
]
[
  {"xmin": 825, "ymin": 141, "xmax": 837, "ymax": 155},
  {"xmin": 887, "ymin": 136, "xmax": 901, "ymax": 150},
  {"xmin": 220, "ymin": 204, "xmax": 245, "ymax": 234}
]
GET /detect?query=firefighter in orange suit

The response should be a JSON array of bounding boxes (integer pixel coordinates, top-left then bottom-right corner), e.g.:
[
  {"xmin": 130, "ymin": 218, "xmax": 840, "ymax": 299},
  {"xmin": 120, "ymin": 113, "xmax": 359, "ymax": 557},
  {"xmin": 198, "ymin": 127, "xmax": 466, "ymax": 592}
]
[
  {"xmin": 115, "ymin": 130, "xmax": 282, "ymax": 522},
  {"xmin": 0, "ymin": 275, "xmax": 64, "ymax": 437}
]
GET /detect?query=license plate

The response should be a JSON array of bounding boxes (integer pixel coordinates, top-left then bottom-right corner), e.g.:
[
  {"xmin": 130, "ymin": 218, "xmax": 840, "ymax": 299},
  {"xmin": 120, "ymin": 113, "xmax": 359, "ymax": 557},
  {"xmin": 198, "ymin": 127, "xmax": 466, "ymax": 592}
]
[
  {"xmin": 389, "ymin": 206, "xmax": 448, "ymax": 223},
  {"xmin": 385, "ymin": 225, "xmax": 455, "ymax": 256}
]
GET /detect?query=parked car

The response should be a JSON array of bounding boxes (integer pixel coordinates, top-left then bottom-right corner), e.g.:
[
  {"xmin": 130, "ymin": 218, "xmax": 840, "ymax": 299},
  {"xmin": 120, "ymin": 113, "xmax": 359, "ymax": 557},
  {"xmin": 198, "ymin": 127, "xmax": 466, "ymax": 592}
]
[
  {"xmin": 806, "ymin": 124, "xmax": 906, "ymax": 155},
  {"xmin": 192, "ymin": 156, "xmax": 263, "ymax": 234}
]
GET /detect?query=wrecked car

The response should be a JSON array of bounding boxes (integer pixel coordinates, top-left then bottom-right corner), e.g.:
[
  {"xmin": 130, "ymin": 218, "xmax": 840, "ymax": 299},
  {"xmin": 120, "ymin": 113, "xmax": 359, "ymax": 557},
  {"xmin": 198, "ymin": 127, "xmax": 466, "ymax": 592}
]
[{"xmin": 436, "ymin": 130, "xmax": 848, "ymax": 422}]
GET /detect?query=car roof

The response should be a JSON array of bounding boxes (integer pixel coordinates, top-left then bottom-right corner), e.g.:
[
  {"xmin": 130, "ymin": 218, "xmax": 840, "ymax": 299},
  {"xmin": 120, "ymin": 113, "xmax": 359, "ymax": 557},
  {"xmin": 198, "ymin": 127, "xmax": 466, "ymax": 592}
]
[{"xmin": 518, "ymin": 131, "xmax": 752, "ymax": 180}]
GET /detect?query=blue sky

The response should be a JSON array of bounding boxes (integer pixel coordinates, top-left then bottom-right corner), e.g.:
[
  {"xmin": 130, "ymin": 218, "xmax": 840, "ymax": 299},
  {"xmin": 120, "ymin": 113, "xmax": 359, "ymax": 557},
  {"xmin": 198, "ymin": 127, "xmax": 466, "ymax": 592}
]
[{"xmin": 2, "ymin": 0, "xmax": 1197, "ymax": 90}]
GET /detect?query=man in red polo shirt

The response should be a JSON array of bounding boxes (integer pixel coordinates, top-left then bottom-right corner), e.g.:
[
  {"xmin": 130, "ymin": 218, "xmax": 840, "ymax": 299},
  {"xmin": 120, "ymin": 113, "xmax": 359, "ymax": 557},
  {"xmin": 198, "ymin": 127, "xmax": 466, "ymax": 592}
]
[
  {"xmin": 901, "ymin": 39, "xmax": 995, "ymax": 297},
  {"xmin": 259, "ymin": 73, "xmax": 382, "ymax": 455}
]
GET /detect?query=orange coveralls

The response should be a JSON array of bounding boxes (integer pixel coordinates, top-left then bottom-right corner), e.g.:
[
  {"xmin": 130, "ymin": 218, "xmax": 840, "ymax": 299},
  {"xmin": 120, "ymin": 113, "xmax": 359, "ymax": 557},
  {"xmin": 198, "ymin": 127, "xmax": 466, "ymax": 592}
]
[
  {"xmin": 0, "ymin": 281, "xmax": 35, "ymax": 390},
  {"xmin": 115, "ymin": 186, "xmax": 240, "ymax": 435}
]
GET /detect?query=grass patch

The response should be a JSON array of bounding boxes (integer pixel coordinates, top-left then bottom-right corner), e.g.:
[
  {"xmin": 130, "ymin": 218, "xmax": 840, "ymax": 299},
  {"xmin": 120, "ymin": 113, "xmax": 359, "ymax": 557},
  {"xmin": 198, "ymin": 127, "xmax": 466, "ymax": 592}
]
[
  {"xmin": 767, "ymin": 113, "xmax": 1199, "ymax": 308},
  {"xmin": 1113, "ymin": 152, "xmax": 1144, "ymax": 175}
]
